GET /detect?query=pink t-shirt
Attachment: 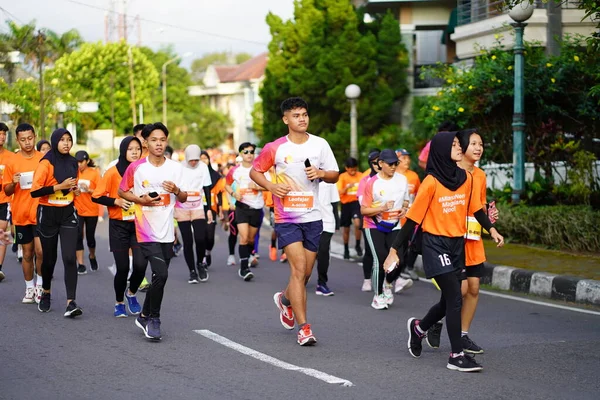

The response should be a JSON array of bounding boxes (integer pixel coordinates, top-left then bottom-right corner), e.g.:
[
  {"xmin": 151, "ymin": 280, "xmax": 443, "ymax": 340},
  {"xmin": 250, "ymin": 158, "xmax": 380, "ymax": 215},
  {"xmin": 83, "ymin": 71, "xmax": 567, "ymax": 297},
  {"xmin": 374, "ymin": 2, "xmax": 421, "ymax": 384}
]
[{"xmin": 419, "ymin": 141, "xmax": 431, "ymax": 163}]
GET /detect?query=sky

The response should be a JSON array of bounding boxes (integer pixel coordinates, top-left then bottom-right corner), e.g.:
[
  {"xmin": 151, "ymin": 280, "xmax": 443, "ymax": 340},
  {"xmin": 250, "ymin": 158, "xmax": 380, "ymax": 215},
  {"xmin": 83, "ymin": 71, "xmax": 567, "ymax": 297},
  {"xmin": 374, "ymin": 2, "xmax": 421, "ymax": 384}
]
[{"xmin": 0, "ymin": 0, "xmax": 296, "ymax": 67}]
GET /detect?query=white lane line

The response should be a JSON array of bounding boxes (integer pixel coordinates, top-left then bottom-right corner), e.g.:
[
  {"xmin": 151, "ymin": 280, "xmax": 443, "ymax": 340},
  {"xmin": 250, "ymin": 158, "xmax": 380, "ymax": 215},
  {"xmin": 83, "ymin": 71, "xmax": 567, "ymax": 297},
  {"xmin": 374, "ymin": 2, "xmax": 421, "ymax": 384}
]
[
  {"xmin": 417, "ymin": 278, "xmax": 600, "ymax": 316},
  {"xmin": 194, "ymin": 329, "xmax": 354, "ymax": 387}
]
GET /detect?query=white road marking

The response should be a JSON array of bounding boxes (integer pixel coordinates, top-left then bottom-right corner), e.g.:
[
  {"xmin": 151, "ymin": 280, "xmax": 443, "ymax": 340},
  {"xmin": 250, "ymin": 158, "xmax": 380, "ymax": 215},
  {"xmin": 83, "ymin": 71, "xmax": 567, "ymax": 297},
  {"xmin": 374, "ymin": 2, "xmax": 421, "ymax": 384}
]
[{"xmin": 194, "ymin": 329, "xmax": 354, "ymax": 387}]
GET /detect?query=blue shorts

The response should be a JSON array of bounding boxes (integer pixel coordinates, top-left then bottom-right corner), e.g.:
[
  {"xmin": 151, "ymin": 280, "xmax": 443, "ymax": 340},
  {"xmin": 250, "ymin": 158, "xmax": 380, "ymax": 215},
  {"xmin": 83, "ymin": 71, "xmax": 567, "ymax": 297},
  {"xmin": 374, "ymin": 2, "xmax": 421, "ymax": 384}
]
[{"xmin": 274, "ymin": 220, "xmax": 323, "ymax": 253}]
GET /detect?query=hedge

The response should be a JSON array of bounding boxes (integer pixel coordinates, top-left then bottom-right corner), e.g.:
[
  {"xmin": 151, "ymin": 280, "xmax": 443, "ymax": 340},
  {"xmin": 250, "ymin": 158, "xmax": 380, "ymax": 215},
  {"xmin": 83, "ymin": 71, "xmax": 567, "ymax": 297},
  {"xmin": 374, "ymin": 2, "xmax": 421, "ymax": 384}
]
[{"xmin": 495, "ymin": 205, "xmax": 600, "ymax": 253}]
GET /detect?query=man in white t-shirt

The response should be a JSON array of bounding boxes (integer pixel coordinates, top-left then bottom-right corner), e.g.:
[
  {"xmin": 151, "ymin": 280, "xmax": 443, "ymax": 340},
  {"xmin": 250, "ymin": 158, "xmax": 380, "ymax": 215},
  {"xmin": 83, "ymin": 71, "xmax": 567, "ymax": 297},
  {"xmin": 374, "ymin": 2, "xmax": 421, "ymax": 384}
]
[
  {"xmin": 314, "ymin": 182, "xmax": 340, "ymax": 297},
  {"xmin": 118, "ymin": 122, "xmax": 187, "ymax": 341},
  {"xmin": 251, "ymin": 97, "xmax": 339, "ymax": 346}
]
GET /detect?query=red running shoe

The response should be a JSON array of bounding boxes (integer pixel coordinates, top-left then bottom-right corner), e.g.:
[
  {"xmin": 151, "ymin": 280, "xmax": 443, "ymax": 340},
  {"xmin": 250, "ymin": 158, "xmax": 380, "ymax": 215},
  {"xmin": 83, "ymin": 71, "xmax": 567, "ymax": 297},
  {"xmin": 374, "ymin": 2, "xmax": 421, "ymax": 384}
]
[
  {"xmin": 269, "ymin": 246, "xmax": 277, "ymax": 262},
  {"xmin": 297, "ymin": 324, "xmax": 317, "ymax": 346},
  {"xmin": 273, "ymin": 291, "xmax": 294, "ymax": 330}
]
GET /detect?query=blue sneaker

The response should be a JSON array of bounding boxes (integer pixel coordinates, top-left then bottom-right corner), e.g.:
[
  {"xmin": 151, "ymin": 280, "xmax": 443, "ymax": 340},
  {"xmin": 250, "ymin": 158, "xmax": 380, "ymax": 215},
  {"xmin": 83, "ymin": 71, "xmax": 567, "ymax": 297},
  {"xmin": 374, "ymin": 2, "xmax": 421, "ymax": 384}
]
[
  {"xmin": 125, "ymin": 292, "xmax": 141, "ymax": 315},
  {"xmin": 316, "ymin": 284, "xmax": 334, "ymax": 296},
  {"xmin": 146, "ymin": 318, "xmax": 162, "ymax": 340},
  {"xmin": 114, "ymin": 303, "xmax": 127, "ymax": 318}
]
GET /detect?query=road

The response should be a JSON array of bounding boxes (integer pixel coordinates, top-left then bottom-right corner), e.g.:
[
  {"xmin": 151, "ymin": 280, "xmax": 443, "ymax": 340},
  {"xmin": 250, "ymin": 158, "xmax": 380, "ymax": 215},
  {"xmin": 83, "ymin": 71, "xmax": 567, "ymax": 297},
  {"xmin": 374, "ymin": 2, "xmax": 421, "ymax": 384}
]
[{"xmin": 1, "ymin": 221, "xmax": 599, "ymax": 400}]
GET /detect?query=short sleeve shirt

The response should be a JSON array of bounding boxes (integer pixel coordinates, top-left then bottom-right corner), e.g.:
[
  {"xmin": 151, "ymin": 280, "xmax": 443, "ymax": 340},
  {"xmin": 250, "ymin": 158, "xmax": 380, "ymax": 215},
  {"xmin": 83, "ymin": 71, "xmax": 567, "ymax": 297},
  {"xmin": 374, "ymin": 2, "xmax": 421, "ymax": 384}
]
[
  {"xmin": 226, "ymin": 165, "xmax": 264, "ymax": 210},
  {"xmin": 32, "ymin": 159, "xmax": 79, "ymax": 207},
  {"xmin": 74, "ymin": 167, "xmax": 101, "ymax": 217},
  {"xmin": 418, "ymin": 141, "xmax": 431, "ymax": 164},
  {"xmin": 336, "ymin": 171, "xmax": 362, "ymax": 204},
  {"xmin": 92, "ymin": 166, "xmax": 134, "ymax": 221},
  {"xmin": 3, "ymin": 151, "xmax": 42, "ymax": 225},
  {"xmin": 318, "ymin": 181, "xmax": 340, "ymax": 233},
  {"xmin": 0, "ymin": 150, "xmax": 16, "ymax": 204},
  {"xmin": 465, "ymin": 167, "xmax": 488, "ymax": 266},
  {"xmin": 176, "ymin": 163, "xmax": 212, "ymax": 210},
  {"xmin": 361, "ymin": 173, "xmax": 410, "ymax": 230}
]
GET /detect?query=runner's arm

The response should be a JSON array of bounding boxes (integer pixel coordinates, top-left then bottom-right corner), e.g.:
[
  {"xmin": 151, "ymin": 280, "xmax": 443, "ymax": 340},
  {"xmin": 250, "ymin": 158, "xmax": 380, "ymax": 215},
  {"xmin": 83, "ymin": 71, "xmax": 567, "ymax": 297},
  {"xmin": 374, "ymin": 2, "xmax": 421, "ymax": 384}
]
[
  {"xmin": 204, "ymin": 186, "xmax": 212, "ymax": 210},
  {"xmin": 92, "ymin": 195, "xmax": 115, "ymax": 207}
]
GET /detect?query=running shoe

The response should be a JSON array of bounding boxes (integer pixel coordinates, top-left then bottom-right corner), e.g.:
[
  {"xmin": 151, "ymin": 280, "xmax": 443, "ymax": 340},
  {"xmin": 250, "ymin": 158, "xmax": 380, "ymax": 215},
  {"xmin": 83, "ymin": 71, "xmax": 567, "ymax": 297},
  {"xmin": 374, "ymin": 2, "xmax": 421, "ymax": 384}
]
[
  {"xmin": 38, "ymin": 292, "xmax": 51, "ymax": 312},
  {"xmin": 188, "ymin": 270, "xmax": 199, "ymax": 284},
  {"xmin": 138, "ymin": 277, "xmax": 150, "ymax": 292},
  {"xmin": 89, "ymin": 256, "xmax": 98, "ymax": 271},
  {"xmin": 77, "ymin": 264, "xmax": 87, "ymax": 275},
  {"xmin": 371, "ymin": 294, "xmax": 388, "ymax": 310},
  {"xmin": 316, "ymin": 284, "xmax": 334, "ymax": 296},
  {"xmin": 146, "ymin": 318, "xmax": 162, "ymax": 340},
  {"xmin": 447, "ymin": 354, "xmax": 483, "ymax": 372},
  {"xmin": 273, "ymin": 291, "xmax": 295, "ymax": 330},
  {"xmin": 297, "ymin": 324, "xmax": 317, "ymax": 346},
  {"xmin": 35, "ymin": 286, "xmax": 43, "ymax": 304},
  {"xmin": 11, "ymin": 242, "xmax": 17, "ymax": 253},
  {"xmin": 426, "ymin": 322, "xmax": 443, "ymax": 349},
  {"xmin": 227, "ymin": 255, "xmax": 236, "ymax": 266},
  {"xmin": 361, "ymin": 279, "xmax": 372, "ymax": 292},
  {"xmin": 205, "ymin": 252, "xmax": 212, "ymax": 267},
  {"xmin": 17, "ymin": 247, "xmax": 23, "ymax": 263},
  {"xmin": 22, "ymin": 287, "xmax": 35, "ymax": 304},
  {"xmin": 279, "ymin": 253, "xmax": 287, "ymax": 263},
  {"xmin": 197, "ymin": 263, "xmax": 209, "ymax": 282},
  {"xmin": 125, "ymin": 292, "xmax": 141, "ymax": 315},
  {"xmin": 173, "ymin": 243, "xmax": 183, "ymax": 257},
  {"xmin": 249, "ymin": 254, "xmax": 259, "ymax": 268},
  {"xmin": 394, "ymin": 277, "xmax": 413, "ymax": 294},
  {"xmin": 269, "ymin": 245, "xmax": 277, "ymax": 261},
  {"xmin": 64, "ymin": 301, "xmax": 83, "ymax": 318},
  {"xmin": 407, "ymin": 317, "xmax": 424, "ymax": 358},
  {"xmin": 383, "ymin": 283, "xmax": 394, "ymax": 305},
  {"xmin": 343, "ymin": 248, "xmax": 350, "ymax": 260},
  {"xmin": 239, "ymin": 267, "xmax": 254, "ymax": 281},
  {"xmin": 135, "ymin": 315, "xmax": 149, "ymax": 337},
  {"xmin": 107, "ymin": 263, "xmax": 117, "ymax": 276},
  {"xmin": 355, "ymin": 244, "xmax": 363, "ymax": 257},
  {"xmin": 0, "ymin": 270, "xmax": 5, "ymax": 282},
  {"xmin": 462, "ymin": 335, "xmax": 484, "ymax": 354},
  {"xmin": 114, "ymin": 303, "xmax": 127, "ymax": 318}
]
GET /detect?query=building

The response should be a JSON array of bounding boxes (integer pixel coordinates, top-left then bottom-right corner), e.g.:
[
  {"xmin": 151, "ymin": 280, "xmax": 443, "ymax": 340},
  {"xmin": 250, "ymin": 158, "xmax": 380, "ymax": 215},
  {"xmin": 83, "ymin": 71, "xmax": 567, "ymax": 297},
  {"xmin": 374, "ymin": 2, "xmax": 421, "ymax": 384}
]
[{"xmin": 187, "ymin": 53, "xmax": 267, "ymax": 151}]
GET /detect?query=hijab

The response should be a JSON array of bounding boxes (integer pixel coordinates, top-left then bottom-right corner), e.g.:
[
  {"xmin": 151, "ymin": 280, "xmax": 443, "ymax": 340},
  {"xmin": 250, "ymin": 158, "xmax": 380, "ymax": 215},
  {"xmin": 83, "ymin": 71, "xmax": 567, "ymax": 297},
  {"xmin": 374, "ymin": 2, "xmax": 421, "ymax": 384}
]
[
  {"xmin": 201, "ymin": 150, "xmax": 221, "ymax": 189},
  {"xmin": 42, "ymin": 128, "xmax": 78, "ymax": 194},
  {"xmin": 116, "ymin": 136, "xmax": 142, "ymax": 177},
  {"xmin": 425, "ymin": 131, "xmax": 467, "ymax": 191},
  {"xmin": 36, "ymin": 139, "xmax": 50, "ymax": 152},
  {"xmin": 184, "ymin": 144, "xmax": 202, "ymax": 168}
]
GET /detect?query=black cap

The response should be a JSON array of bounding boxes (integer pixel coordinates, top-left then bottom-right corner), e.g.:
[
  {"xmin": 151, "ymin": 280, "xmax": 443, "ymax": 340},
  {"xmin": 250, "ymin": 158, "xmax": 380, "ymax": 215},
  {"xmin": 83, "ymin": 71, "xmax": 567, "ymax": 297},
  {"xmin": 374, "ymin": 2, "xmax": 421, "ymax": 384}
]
[
  {"xmin": 238, "ymin": 142, "xmax": 256, "ymax": 153},
  {"xmin": 379, "ymin": 149, "xmax": 399, "ymax": 164},
  {"xmin": 368, "ymin": 150, "xmax": 380, "ymax": 162},
  {"xmin": 395, "ymin": 148, "xmax": 410, "ymax": 156},
  {"xmin": 75, "ymin": 150, "xmax": 89, "ymax": 162}
]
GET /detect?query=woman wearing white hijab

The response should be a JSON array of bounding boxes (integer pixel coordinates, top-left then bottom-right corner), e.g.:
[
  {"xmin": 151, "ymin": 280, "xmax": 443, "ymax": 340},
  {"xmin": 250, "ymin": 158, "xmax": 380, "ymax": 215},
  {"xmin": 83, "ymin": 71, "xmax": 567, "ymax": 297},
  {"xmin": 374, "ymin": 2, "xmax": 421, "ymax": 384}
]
[{"xmin": 174, "ymin": 145, "xmax": 213, "ymax": 283}]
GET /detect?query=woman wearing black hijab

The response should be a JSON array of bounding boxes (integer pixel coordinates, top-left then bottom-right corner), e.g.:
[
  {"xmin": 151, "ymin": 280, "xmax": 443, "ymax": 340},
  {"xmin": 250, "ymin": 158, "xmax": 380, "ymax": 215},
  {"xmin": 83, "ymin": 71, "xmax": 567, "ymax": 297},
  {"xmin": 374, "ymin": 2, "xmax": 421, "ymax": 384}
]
[
  {"xmin": 92, "ymin": 136, "xmax": 147, "ymax": 318},
  {"xmin": 31, "ymin": 128, "xmax": 82, "ymax": 317},
  {"xmin": 384, "ymin": 131, "xmax": 504, "ymax": 372}
]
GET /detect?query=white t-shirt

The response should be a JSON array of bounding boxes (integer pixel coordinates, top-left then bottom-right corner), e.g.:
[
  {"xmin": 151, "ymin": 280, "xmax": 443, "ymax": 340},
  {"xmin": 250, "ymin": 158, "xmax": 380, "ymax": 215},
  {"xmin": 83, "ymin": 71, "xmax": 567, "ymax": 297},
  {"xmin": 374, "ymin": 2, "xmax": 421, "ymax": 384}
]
[
  {"xmin": 120, "ymin": 157, "xmax": 184, "ymax": 243},
  {"xmin": 226, "ymin": 164, "xmax": 264, "ymax": 209},
  {"xmin": 176, "ymin": 162, "xmax": 212, "ymax": 210},
  {"xmin": 253, "ymin": 133, "xmax": 339, "ymax": 224},
  {"xmin": 318, "ymin": 181, "xmax": 340, "ymax": 233},
  {"xmin": 361, "ymin": 172, "xmax": 410, "ymax": 231}
]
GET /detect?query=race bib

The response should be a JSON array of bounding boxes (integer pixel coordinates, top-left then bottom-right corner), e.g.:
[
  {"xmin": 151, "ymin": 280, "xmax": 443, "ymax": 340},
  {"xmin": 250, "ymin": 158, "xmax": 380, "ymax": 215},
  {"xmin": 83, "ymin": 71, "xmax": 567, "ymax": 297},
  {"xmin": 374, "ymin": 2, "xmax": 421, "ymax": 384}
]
[
  {"xmin": 19, "ymin": 171, "xmax": 34, "ymax": 190},
  {"xmin": 142, "ymin": 193, "xmax": 170, "ymax": 211},
  {"xmin": 0, "ymin": 165, "xmax": 5, "ymax": 179},
  {"xmin": 48, "ymin": 190, "xmax": 74, "ymax": 205},
  {"xmin": 465, "ymin": 216, "xmax": 482, "ymax": 241},
  {"xmin": 187, "ymin": 191, "xmax": 201, "ymax": 202},
  {"xmin": 78, "ymin": 179, "xmax": 91, "ymax": 193},
  {"xmin": 382, "ymin": 210, "xmax": 400, "ymax": 221},
  {"xmin": 282, "ymin": 191, "xmax": 314, "ymax": 212},
  {"xmin": 122, "ymin": 204, "xmax": 136, "ymax": 221},
  {"xmin": 347, "ymin": 183, "xmax": 358, "ymax": 195}
]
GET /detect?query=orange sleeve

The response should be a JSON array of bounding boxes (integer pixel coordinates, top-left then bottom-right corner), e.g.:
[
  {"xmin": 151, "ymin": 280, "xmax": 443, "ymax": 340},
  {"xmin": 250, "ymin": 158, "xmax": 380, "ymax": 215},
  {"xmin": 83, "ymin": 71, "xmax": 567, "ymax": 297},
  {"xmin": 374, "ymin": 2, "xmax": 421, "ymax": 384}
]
[
  {"xmin": 2, "ymin": 161, "xmax": 13, "ymax": 188},
  {"xmin": 467, "ymin": 173, "xmax": 483, "ymax": 215},
  {"xmin": 92, "ymin": 169, "xmax": 111, "ymax": 199},
  {"xmin": 406, "ymin": 176, "xmax": 435, "ymax": 224},
  {"xmin": 336, "ymin": 173, "xmax": 346, "ymax": 194},
  {"xmin": 412, "ymin": 172, "xmax": 421, "ymax": 194},
  {"xmin": 32, "ymin": 160, "xmax": 52, "ymax": 191}
]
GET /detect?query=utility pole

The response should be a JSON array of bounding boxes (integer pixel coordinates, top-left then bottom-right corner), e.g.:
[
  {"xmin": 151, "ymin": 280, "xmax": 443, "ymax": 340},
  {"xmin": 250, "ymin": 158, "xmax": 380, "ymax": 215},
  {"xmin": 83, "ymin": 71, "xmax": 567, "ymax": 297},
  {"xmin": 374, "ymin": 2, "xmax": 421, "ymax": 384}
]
[
  {"xmin": 128, "ymin": 46, "xmax": 137, "ymax": 125},
  {"xmin": 36, "ymin": 30, "xmax": 46, "ymax": 138},
  {"xmin": 110, "ymin": 72, "xmax": 116, "ymax": 159}
]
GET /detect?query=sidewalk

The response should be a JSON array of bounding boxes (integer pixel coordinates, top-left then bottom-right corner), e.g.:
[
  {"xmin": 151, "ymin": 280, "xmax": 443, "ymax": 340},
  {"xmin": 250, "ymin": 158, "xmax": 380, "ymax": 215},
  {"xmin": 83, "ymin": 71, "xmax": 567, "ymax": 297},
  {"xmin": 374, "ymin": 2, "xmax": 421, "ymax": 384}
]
[{"xmin": 329, "ymin": 233, "xmax": 600, "ymax": 307}]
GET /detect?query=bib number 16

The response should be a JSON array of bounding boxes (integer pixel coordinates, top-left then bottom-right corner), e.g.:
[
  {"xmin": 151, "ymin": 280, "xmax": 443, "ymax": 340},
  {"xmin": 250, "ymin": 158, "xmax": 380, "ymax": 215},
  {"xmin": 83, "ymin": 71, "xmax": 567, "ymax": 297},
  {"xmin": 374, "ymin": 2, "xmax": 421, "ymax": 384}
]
[{"xmin": 438, "ymin": 253, "xmax": 451, "ymax": 267}]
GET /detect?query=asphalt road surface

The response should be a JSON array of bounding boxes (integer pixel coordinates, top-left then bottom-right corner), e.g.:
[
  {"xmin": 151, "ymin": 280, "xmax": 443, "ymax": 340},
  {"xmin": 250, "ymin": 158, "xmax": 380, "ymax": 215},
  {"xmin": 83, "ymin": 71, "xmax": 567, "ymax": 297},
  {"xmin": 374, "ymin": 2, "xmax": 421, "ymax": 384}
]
[{"xmin": 1, "ymin": 221, "xmax": 599, "ymax": 400}]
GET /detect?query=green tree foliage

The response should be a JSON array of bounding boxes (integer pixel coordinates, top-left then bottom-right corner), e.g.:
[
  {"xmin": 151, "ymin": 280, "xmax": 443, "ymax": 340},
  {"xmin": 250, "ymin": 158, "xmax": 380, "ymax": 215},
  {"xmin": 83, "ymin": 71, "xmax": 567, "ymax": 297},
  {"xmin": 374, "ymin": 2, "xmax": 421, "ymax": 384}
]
[
  {"xmin": 190, "ymin": 51, "xmax": 253, "ymax": 83},
  {"xmin": 260, "ymin": 1, "xmax": 408, "ymax": 164}
]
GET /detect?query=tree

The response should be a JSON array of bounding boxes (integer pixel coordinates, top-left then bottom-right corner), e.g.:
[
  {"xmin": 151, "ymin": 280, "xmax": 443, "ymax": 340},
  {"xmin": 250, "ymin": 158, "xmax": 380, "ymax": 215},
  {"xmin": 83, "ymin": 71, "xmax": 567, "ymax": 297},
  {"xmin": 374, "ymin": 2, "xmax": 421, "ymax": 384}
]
[
  {"xmin": 260, "ymin": 1, "xmax": 408, "ymax": 164},
  {"xmin": 190, "ymin": 51, "xmax": 253, "ymax": 83}
]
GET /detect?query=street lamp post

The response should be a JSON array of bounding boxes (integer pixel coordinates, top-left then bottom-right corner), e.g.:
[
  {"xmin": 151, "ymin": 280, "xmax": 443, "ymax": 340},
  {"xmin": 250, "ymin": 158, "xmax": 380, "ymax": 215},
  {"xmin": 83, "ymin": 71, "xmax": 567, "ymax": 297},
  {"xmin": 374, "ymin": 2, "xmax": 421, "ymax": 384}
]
[
  {"xmin": 509, "ymin": 2, "xmax": 534, "ymax": 204},
  {"xmin": 345, "ymin": 84, "xmax": 361, "ymax": 159},
  {"xmin": 162, "ymin": 52, "xmax": 192, "ymax": 126}
]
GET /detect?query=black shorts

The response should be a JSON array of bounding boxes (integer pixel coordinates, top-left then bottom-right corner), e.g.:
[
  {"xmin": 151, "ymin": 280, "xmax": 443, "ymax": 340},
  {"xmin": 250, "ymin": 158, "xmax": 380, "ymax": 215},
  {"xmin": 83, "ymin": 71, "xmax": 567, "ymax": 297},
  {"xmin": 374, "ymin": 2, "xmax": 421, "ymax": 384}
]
[
  {"xmin": 274, "ymin": 220, "xmax": 323, "ymax": 252},
  {"xmin": 0, "ymin": 203, "xmax": 9, "ymax": 221},
  {"xmin": 464, "ymin": 262, "xmax": 484, "ymax": 278},
  {"xmin": 36, "ymin": 204, "xmax": 79, "ymax": 238},
  {"xmin": 421, "ymin": 232, "xmax": 465, "ymax": 279},
  {"xmin": 109, "ymin": 219, "xmax": 139, "ymax": 252},
  {"xmin": 15, "ymin": 224, "xmax": 38, "ymax": 245},
  {"xmin": 235, "ymin": 202, "xmax": 262, "ymax": 228},
  {"xmin": 340, "ymin": 201, "xmax": 361, "ymax": 227}
]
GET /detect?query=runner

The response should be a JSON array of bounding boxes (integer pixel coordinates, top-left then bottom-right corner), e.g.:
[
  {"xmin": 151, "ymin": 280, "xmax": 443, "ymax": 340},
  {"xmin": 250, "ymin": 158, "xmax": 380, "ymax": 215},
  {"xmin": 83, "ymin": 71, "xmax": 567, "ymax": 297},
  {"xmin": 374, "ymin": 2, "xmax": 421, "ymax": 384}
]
[
  {"xmin": 36, "ymin": 139, "xmax": 51, "ymax": 155},
  {"xmin": 31, "ymin": 128, "xmax": 82, "ymax": 317},
  {"xmin": 0, "ymin": 122, "xmax": 15, "ymax": 282},
  {"xmin": 118, "ymin": 122, "xmax": 187, "ymax": 340},
  {"xmin": 225, "ymin": 142, "xmax": 264, "ymax": 281},
  {"xmin": 92, "ymin": 136, "xmax": 146, "ymax": 318},
  {"xmin": 2, "ymin": 123, "xmax": 43, "ymax": 302},
  {"xmin": 175, "ymin": 145, "xmax": 213, "ymax": 284},
  {"xmin": 361, "ymin": 149, "xmax": 411, "ymax": 310},
  {"xmin": 200, "ymin": 150, "xmax": 222, "ymax": 267},
  {"xmin": 74, "ymin": 151, "xmax": 101, "ymax": 274},
  {"xmin": 220, "ymin": 163, "xmax": 238, "ymax": 267},
  {"xmin": 315, "ymin": 181, "xmax": 340, "ymax": 296},
  {"xmin": 383, "ymin": 131, "xmax": 504, "ymax": 372},
  {"xmin": 250, "ymin": 97, "xmax": 339, "ymax": 346},
  {"xmin": 337, "ymin": 157, "xmax": 363, "ymax": 259}
]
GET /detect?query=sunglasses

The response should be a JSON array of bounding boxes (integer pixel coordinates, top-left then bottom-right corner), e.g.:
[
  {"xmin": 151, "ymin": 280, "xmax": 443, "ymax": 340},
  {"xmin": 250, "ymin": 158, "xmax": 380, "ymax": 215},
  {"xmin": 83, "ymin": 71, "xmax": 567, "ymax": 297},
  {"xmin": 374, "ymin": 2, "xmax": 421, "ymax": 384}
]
[
  {"xmin": 242, "ymin": 150, "xmax": 255, "ymax": 155},
  {"xmin": 384, "ymin": 161, "xmax": 399, "ymax": 167}
]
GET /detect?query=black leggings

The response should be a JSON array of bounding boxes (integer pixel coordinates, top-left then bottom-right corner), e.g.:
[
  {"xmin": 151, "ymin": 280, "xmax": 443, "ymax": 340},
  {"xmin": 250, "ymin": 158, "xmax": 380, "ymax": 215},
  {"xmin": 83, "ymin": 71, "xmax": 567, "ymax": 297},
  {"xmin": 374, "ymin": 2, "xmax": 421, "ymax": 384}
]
[
  {"xmin": 364, "ymin": 229, "xmax": 398, "ymax": 296},
  {"xmin": 37, "ymin": 204, "xmax": 79, "ymax": 299},
  {"xmin": 361, "ymin": 229, "xmax": 373, "ymax": 279},
  {"xmin": 179, "ymin": 219, "xmax": 207, "ymax": 271},
  {"xmin": 228, "ymin": 210, "xmax": 237, "ymax": 256},
  {"xmin": 418, "ymin": 270, "xmax": 463, "ymax": 354},
  {"xmin": 113, "ymin": 247, "xmax": 146, "ymax": 302},
  {"xmin": 316, "ymin": 231, "xmax": 333, "ymax": 285},
  {"xmin": 205, "ymin": 209, "xmax": 217, "ymax": 251},
  {"xmin": 76, "ymin": 215, "xmax": 98, "ymax": 251},
  {"xmin": 140, "ymin": 242, "xmax": 172, "ymax": 318}
]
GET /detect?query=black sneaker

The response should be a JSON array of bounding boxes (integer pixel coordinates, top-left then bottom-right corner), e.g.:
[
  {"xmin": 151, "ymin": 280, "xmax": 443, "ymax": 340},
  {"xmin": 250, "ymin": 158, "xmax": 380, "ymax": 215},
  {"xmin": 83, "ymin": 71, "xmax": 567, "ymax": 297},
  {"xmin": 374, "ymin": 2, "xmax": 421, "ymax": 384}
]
[
  {"xmin": 426, "ymin": 322, "xmax": 443, "ymax": 349},
  {"xmin": 135, "ymin": 315, "xmax": 149, "ymax": 336},
  {"xmin": 462, "ymin": 335, "xmax": 484, "ymax": 354},
  {"xmin": 447, "ymin": 354, "xmax": 483, "ymax": 372},
  {"xmin": 197, "ymin": 263, "xmax": 209, "ymax": 282},
  {"xmin": 64, "ymin": 301, "xmax": 83, "ymax": 318},
  {"xmin": 343, "ymin": 248, "xmax": 350, "ymax": 260},
  {"xmin": 77, "ymin": 264, "xmax": 87, "ymax": 275},
  {"xmin": 89, "ymin": 257, "xmax": 98, "ymax": 271},
  {"xmin": 205, "ymin": 253, "xmax": 212, "ymax": 267},
  {"xmin": 188, "ymin": 270, "xmax": 199, "ymax": 284},
  {"xmin": 355, "ymin": 245, "xmax": 363, "ymax": 257},
  {"xmin": 0, "ymin": 270, "xmax": 5, "ymax": 282},
  {"xmin": 407, "ymin": 317, "xmax": 424, "ymax": 358},
  {"xmin": 11, "ymin": 242, "xmax": 17, "ymax": 253},
  {"xmin": 146, "ymin": 317, "xmax": 162, "ymax": 340},
  {"xmin": 38, "ymin": 292, "xmax": 51, "ymax": 312},
  {"xmin": 239, "ymin": 267, "xmax": 254, "ymax": 282}
]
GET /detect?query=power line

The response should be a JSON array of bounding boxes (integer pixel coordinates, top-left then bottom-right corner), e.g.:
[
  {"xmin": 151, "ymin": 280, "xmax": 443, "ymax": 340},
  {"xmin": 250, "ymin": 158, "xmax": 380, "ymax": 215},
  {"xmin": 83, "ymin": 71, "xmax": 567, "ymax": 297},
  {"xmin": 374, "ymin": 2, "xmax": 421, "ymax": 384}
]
[
  {"xmin": 0, "ymin": 6, "xmax": 27, "ymax": 25},
  {"xmin": 67, "ymin": 0, "xmax": 268, "ymax": 46}
]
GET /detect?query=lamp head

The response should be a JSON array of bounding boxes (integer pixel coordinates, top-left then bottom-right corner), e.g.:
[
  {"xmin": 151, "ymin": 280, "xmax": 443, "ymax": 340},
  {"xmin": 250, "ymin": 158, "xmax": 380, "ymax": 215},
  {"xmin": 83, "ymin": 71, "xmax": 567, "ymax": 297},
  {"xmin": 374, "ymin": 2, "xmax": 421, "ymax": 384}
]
[
  {"xmin": 345, "ymin": 84, "xmax": 361, "ymax": 100},
  {"xmin": 508, "ymin": 1, "xmax": 534, "ymax": 23}
]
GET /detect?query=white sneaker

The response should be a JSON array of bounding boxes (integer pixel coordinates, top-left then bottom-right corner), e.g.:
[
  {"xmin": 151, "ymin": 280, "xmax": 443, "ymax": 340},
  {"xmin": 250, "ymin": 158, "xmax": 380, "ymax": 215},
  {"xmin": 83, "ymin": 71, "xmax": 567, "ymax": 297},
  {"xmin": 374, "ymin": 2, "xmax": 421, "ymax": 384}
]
[
  {"xmin": 394, "ymin": 277, "xmax": 414, "ymax": 294},
  {"xmin": 249, "ymin": 254, "xmax": 259, "ymax": 267},
  {"xmin": 17, "ymin": 246, "xmax": 23, "ymax": 262},
  {"xmin": 227, "ymin": 255, "xmax": 236, "ymax": 266},
  {"xmin": 35, "ymin": 286, "xmax": 43, "ymax": 304},
  {"xmin": 371, "ymin": 294, "xmax": 388, "ymax": 310},
  {"xmin": 383, "ymin": 282, "xmax": 394, "ymax": 305},
  {"xmin": 22, "ymin": 287, "xmax": 35, "ymax": 304},
  {"xmin": 361, "ymin": 279, "xmax": 372, "ymax": 292},
  {"xmin": 107, "ymin": 263, "xmax": 117, "ymax": 277}
]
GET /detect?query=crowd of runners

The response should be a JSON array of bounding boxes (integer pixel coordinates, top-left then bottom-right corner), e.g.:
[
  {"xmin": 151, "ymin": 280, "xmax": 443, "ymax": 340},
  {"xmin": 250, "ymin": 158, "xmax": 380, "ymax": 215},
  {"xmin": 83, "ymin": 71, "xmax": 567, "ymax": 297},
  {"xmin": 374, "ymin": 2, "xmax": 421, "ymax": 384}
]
[{"xmin": 0, "ymin": 97, "xmax": 504, "ymax": 372}]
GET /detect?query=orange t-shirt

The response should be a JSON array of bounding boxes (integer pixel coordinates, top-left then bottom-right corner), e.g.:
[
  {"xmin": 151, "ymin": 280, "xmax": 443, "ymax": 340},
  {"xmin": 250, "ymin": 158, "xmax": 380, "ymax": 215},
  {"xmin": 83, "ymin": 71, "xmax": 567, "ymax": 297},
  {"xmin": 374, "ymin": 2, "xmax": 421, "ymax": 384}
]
[
  {"xmin": 0, "ymin": 149, "xmax": 16, "ymax": 204},
  {"xmin": 32, "ymin": 159, "xmax": 79, "ymax": 207},
  {"xmin": 336, "ymin": 171, "xmax": 362, "ymax": 204},
  {"xmin": 92, "ymin": 166, "xmax": 136, "ymax": 221},
  {"xmin": 74, "ymin": 167, "xmax": 101, "ymax": 217},
  {"xmin": 402, "ymin": 169, "xmax": 421, "ymax": 196},
  {"xmin": 3, "ymin": 151, "xmax": 43, "ymax": 225},
  {"xmin": 465, "ymin": 166, "xmax": 488, "ymax": 266},
  {"xmin": 406, "ymin": 173, "xmax": 482, "ymax": 238}
]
